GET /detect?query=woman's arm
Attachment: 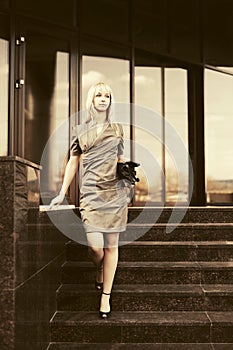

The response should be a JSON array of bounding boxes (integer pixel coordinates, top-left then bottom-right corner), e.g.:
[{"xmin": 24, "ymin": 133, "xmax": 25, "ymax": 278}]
[
  {"xmin": 60, "ymin": 155, "xmax": 79, "ymax": 194},
  {"xmin": 49, "ymin": 155, "xmax": 79, "ymax": 208}
]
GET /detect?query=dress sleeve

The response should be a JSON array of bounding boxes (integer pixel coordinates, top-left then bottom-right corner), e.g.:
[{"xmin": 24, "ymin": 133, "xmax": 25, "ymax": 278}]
[
  {"xmin": 70, "ymin": 137, "xmax": 82, "ymax": 156},
  {"xmin": 117, "ymin": 124, "xmax": 124, "ymax": 156}
]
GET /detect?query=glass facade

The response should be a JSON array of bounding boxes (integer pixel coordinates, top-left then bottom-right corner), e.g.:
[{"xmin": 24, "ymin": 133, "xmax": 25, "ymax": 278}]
[{"xmin": 0, "ymin": 1, "xmax": 231, "ymax": 206}]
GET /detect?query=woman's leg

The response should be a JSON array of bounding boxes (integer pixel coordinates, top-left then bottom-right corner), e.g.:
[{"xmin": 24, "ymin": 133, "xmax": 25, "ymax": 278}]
[
  {"xmin": 86, "ymin": 232, "xmax": 104, "ymax": 284},
  {"xmin": 100, "ymin": 232, "xmax": 119, "ymax": 313}
]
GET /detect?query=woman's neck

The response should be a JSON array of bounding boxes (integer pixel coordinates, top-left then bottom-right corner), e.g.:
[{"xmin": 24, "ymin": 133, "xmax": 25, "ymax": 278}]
[{"xmin": 95, "ymin": 111, "xmax": 107, "ymax": 124}]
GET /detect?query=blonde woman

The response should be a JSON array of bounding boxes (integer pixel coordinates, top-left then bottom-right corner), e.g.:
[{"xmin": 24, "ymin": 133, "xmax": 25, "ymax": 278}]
[{"xmin": 50, "ymin": 82, "xmax": 128, "ymax": 318}]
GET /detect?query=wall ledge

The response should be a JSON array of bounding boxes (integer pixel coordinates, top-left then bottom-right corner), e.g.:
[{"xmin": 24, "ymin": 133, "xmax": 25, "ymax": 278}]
[{"xmin": 0, "ymin": 156, "xmax": 42, "ymax": 170}]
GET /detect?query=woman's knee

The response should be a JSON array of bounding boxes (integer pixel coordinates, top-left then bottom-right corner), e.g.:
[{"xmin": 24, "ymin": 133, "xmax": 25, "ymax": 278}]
[
  {"xmin": 104, "ymin": 246, "xmax": 118, "ymax": 255},
  {"xmin": 88, "ymin": 246, "xmax": 104, "ymax": 259}
]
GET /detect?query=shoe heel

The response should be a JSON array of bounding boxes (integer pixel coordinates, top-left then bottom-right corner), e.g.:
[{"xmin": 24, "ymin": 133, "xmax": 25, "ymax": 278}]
[{"xmin": 95, "ymin": 281, "xmax": 103, "ymax": 291}]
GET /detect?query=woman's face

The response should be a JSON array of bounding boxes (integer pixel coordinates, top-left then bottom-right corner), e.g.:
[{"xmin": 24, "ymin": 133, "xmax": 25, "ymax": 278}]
[{"xmin": 93, "ymin": 89, "xmax": 111, "ymax": 113}]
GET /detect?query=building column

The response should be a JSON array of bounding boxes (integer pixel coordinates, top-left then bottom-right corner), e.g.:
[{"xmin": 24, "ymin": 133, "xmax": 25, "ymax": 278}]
[
  {"xmin": 0, "ymin": 156, "xmax": 40, "ymax": 350},
  {"xmin": 188, "ymin": 66, "xmax": 206, "ymax": 206}
]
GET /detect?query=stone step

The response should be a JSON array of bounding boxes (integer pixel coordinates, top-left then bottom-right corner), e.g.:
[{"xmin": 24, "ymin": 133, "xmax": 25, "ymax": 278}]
[
  {"xmin": 128, "ymin": 207, "xmax": 233, "ymax": 224},
  {"xmin": 50, "ymin": 311, "xmax": 233, "ymax": 343},
  {"xmin": 121, "ymin": 223, "xmax": 233, "ymax": 242},
  {"xmin": 66, "ymin": 240, "xmax": 233, "ymax": 262},
  {"xmin": 47, "ymin": 342, "xmax": 233, "ymax": 349},
  {"xmin": 61, "ymin": 261, "xmax": 233, "ymax": 285},
  {"xmin": 28, "ymin": 206, "xmax": 233, "ymax": 225},
  {"xmin": 56, "ymin": 283, "xmax": 233, "ymax": 312},
  {"xmin": 26, "ymin": 222, "xmax": 233, "ymax": 242}
]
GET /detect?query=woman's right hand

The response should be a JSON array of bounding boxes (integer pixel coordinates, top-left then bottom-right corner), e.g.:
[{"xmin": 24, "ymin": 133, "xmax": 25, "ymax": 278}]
[{"xmin": 49, "ymin": 191, "xmax": 65, "ymax": 209}]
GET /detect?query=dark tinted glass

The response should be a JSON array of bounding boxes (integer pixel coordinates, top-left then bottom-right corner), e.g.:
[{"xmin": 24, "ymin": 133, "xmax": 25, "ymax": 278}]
[
  {"xmin": 0, "ymin": 0, "xmax": 9, "ymax": 11},
  {"xmin": 169, "ymin": 0, "xmax": 201, "ymax": 62},
  {"xmin": 134, "ymin": 0, "xmax": 167, "ymax": 54},
  {"xmin": 81, "ymin": 0, "xmax": 129, "ymax": 43},
  {"xmin": 16, "ymin": 0, "xmax": 75, "ymax": 27},
  {"xmin": 203, "ymin": 0, "xmax": 233, "ymax": 72}
]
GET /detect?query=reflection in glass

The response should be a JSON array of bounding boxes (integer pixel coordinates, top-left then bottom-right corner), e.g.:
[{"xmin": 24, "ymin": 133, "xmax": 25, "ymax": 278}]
[
  {"xmin": 0, "ymin": 38, "xmax": 9, "ymax": 156},
  {"xmin": 215, "ymin": 67, "xmax": 233, "ymax": 75},
  {"xmin": 49, "ymin": 52, "xmax": 69, "ymax": 194},
  {"xmin": 165, "ymin": 68, "xmax": 188, "ymax": 203},
  {"xmin": 135, "ymin": 67, "xmax": 163, "ymax": 204},
  {"xmin": 24, "ymin": 33, "xmax": 69, "ymax": 198},
  {"xmin": 82, "ymin": 56, "xmax": 130, "ymax": 159},
  {"xmin": 205, "ymin": 69, "xmax": 233, "ymax": 203}
]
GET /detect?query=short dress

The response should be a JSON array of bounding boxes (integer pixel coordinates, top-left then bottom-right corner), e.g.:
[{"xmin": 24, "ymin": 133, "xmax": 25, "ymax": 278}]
[{"xmin": 70, "ymin": 121, "xmax": 128, "ymax": 233}]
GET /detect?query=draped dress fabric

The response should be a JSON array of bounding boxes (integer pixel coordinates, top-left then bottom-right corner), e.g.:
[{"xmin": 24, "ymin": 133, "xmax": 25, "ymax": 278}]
[{"xmin": 70, "ymin": 122, "xmax": 128, "ymax": 233}]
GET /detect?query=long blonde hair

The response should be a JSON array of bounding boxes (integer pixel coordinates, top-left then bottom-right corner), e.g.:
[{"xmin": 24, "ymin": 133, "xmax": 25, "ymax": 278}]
[{"xmin": 85, "ymin": 82, "xmax": 114, "ymax": 124}]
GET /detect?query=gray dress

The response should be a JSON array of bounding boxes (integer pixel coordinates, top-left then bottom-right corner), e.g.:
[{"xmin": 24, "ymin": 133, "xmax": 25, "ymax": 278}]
[{"xmin": 71, "ymin": 122, "xmax": 128, "ymax": 233}]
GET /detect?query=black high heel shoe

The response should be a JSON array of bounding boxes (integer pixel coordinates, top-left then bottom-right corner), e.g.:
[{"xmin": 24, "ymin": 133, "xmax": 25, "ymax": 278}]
[
  {"xmin": 95, "ymin": 281, "xmax": 103, "ymax": 291},
  {"xmin": 99, "ymin": 292, "xmax": 111, "ymax": 319},
  {"xmin": 95, "ymin": 265, "xmax": 103, "ymax": 291}
]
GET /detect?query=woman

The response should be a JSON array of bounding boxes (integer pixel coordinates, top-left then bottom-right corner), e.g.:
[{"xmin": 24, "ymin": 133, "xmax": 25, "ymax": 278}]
[{"xmin": 50, "ymin": 82, "xmax": 128, "ymax": 319}]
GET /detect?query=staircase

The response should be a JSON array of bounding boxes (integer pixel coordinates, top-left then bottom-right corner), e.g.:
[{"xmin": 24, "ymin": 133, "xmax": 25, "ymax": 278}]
[{"xmin": 46, "ymin": 207, "xmax": 233, "ymax": 349}]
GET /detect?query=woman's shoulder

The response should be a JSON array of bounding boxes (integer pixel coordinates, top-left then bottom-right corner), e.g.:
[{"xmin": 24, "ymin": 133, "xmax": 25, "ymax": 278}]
[
  {"xmin": 73, "ymin": 123, "xmax": 89, "ymax": 137},
  {"xmin": 111, "ymin": 122, "xmax": 124, "ymax": 137}
]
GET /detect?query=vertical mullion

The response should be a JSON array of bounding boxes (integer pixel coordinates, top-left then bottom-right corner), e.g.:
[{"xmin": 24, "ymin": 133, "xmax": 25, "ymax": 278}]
[
  {"xmin": 161, "ymin": 67, "xmax": 166, "ymax": 204},
  {"xmin": 129, "ymin": 0, "xmax": 135, "ymax": 163},
  {"xmin": 20, "ymin": 33, "xmax": 25, "ymax": 157},
  {"xmin": 14, "ymin": 24, "xmax": 26, "ymax": 158},
  {"xmin": 69, "ymin": 38, "xmax": 78, "ymax": 205},
  {"xmin": 129, "ymin": 0, "xmax": 135, "ymax": 205},
  {"xmin": 130, "ymin": 49, "xmax": 135, "ymax": 162},
  {"xmin": 78, "ymin": 54, "xmax": 82, "ymax": 124}
]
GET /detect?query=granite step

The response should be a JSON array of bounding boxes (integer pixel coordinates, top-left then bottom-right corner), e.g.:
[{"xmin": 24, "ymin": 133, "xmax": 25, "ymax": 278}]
[
  {"xmin": 28, "ymin": 206, "xmax": 233, "ymax": 225},
  {"xmin": 47, "ymin": 342, "xmax": 233, "ymax": 349},
  {"xmin": 128, "ymin": 207, "xmax": 233, "ymax": 224},
  {"xmin": 50, "ymin": 311, "xmax": 233, "ymax": 343},
  {"xmin": 121, "ymin": 223, "xmax": 233, "ymax": 242},
  {"xmin": 61, "ymin": 261, "xmax": 233, "ymax": 285},
  {"xmin": 56, "ymin": 283, "xmax": 233, "ymax": 312},
  {"xmin": 26, "ymin": 222, "xmax": 233, "ymax": 242},
  {"xmin": 66, "ymin": 240, "xmax": 233, "ymax": 262}
]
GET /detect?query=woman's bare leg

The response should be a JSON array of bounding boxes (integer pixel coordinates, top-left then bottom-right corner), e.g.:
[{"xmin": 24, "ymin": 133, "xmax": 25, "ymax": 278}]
[
  {"xmin": 100, "ymin": 232, "xmax": 119, "ymax": 313},
  {"xmin": 86, "ymin": 232, "xmax": 104, "ymax": 283}
]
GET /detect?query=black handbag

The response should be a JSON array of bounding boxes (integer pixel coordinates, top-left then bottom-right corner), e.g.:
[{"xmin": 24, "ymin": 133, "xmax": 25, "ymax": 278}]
[{"xmin": 117, "ymin": 161, "xmax": 140, "ymax": 185}]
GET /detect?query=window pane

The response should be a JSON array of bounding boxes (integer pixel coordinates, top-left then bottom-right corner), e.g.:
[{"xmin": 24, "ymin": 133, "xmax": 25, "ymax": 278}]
[
  {"xmin": 82, "ymin": 56, "xmax": 130, "ymax": 158},
  {"xmin": 0, "ymin": 38, "xmax": 9, "ymax": 156},
  {"xmin": 165, "ymin": 68, "xmax": 189, "ymax": 203},
  {"xmin": 135, "ymin": 66, "xmax": 163, "ymax": 204},
  {"xmin": 205, "ymin": 69, "xmax": 233, "ymax": 203}
]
